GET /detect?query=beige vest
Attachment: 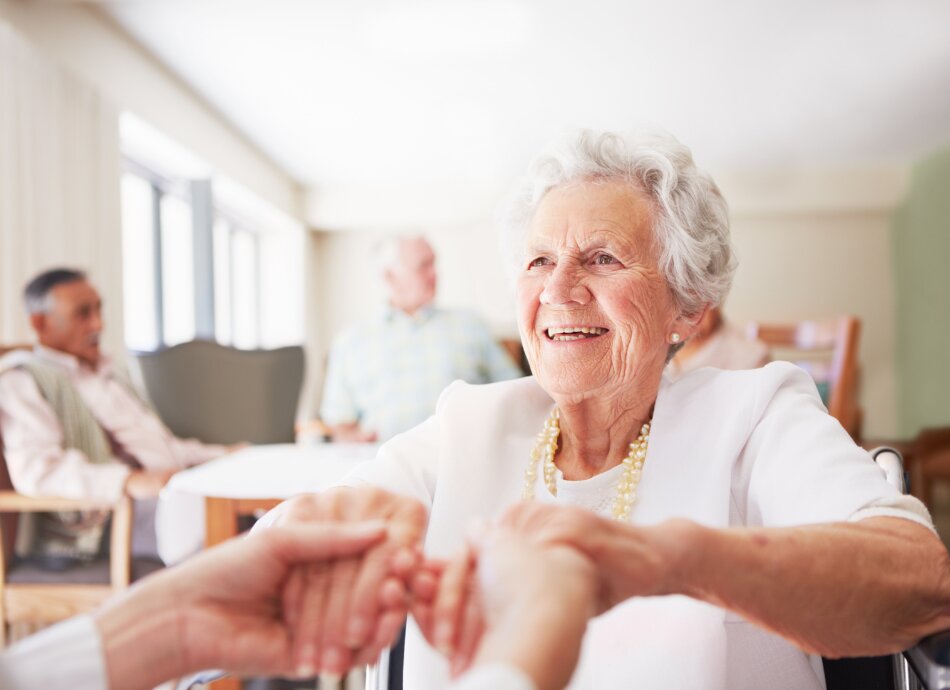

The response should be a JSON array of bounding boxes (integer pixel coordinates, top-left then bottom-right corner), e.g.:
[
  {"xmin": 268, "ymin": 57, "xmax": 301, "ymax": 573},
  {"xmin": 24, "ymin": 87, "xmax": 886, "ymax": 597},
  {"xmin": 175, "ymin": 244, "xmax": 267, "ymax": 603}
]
[{"xmin": 15, "ymin": 361, "xmax": 116, "ymax": 560}]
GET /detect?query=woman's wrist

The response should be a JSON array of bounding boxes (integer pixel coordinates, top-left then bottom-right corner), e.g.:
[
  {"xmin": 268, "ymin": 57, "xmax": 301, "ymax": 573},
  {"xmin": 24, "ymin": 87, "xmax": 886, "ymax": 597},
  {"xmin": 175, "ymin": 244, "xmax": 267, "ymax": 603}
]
[
  {"xmin": 653, "ymin": 518, "xmax": 711, "ymax": 599},
  {"xmin": 596, "ymin": 517, "xmax": 705, "ymax": 606}
]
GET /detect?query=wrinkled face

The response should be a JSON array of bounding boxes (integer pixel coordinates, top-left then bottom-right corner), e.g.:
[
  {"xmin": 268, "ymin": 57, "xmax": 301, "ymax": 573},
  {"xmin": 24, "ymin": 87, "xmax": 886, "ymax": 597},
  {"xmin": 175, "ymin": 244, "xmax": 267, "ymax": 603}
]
[
  {"xmin": 517, "ymin": 179, "xmax": 687, "ymax": 402},
  {"xmin": 32, "ymin": 280, "xmax": 103, "ymax": 367},
  {"xmin": 387, "ymin": 237, "xmax": 437, "ymax": 314}
]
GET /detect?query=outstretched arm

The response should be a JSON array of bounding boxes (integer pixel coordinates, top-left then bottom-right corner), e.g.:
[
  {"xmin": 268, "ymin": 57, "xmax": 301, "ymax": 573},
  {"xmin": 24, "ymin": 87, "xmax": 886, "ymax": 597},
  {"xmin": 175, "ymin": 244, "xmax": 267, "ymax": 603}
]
[
  {"xmin": 94, "ymin": 522, "xmax": 387, "ymax": 690},
  {"xmin": 499, "ymin": 503, "xmax": 950, "ymax": 658}
]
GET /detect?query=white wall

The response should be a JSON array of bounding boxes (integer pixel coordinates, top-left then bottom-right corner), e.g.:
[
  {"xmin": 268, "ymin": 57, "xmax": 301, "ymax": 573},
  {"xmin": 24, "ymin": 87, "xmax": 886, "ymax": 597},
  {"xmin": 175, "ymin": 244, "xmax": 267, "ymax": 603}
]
[
  {"xmin": 0, "ymin": 0, "xmax": 302, "ymax": 220},
  {"xmin": 309, "ymin": 165, "xmax": 907, "ymax": 438}
]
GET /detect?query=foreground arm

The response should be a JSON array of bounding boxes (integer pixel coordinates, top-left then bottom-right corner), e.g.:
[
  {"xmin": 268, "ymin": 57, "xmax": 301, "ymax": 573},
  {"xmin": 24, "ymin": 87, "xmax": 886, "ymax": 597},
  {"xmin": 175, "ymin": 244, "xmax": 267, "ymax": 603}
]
[
  {"xmin": 0, "ymin": 523, "xmax": 386, "ymax": 690},
  {"xmin": 96, "ymin": 522, "xmax": 386, "ymax": 690}
]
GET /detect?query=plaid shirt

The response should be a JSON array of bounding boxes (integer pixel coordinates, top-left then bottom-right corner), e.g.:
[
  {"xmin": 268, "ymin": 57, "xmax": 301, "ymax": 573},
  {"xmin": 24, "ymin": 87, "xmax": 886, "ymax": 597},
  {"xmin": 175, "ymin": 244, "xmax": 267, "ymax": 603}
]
[{"xmin": 320, "ymin": 306, "xmax": 522, "ymax": 441}]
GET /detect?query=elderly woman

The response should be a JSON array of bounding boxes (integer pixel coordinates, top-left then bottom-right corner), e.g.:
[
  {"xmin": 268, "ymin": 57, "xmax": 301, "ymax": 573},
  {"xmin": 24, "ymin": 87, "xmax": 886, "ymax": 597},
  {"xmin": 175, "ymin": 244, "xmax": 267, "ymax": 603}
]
[{"xmin": 273, "ymin": 131, "xmax": 950, "ymax": 689}]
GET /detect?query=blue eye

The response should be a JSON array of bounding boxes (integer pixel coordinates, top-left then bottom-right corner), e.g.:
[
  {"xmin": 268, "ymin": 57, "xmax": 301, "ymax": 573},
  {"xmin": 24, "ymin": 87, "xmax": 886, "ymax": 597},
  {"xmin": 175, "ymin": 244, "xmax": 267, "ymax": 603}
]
[{"xmin": 528, "ymin": 256, "xmax": 551, "ymax": 268}]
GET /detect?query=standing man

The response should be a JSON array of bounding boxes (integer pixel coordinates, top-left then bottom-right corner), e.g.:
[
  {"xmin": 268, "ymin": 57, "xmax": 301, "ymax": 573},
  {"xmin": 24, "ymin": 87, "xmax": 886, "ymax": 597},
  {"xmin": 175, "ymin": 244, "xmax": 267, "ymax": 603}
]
[
  {"xmin": 320, "ymin": 236, "xmax": 522, "ymax": 442},
  {"xmin": 0, "ymin": 268, "xmax": 239, "ymax": 564}
]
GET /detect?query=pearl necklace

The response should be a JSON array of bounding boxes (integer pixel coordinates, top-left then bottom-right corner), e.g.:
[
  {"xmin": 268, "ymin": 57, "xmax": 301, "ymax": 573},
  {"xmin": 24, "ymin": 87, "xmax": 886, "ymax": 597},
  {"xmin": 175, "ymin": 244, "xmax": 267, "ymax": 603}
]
[{"xmin": 522, "ymin": 407, "xmax": 651, "ymax": 522}]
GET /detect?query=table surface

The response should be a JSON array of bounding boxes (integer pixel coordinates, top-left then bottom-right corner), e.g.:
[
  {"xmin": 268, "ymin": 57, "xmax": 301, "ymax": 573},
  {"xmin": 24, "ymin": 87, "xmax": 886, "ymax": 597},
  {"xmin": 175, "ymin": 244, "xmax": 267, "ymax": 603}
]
[
  {"xmin": 165, "ymin": 442, "xmax": 380, "ymax": 499},
  {"xmin": 156, "ymin": 442, "xmax": 378, "ymax": 565}
]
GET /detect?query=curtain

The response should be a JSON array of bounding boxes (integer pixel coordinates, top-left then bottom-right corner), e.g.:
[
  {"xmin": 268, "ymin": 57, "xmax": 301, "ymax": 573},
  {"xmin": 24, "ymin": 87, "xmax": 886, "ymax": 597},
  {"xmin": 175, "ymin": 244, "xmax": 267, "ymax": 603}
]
[{"xmin": 0, "ymin": 20, "xmax": 123, "ymax": 355}]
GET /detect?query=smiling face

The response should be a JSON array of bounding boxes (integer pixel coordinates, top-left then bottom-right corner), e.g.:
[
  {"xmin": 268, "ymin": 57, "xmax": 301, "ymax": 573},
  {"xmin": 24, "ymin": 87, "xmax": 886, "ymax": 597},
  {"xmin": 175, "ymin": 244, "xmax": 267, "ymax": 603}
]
[
  {"xmin": 517, "ymin": 179, "xmax": 693, "ymax": 403},
  {"xmin": 30, "ymin": 280, "xmax": 104, "ymax": 368}
]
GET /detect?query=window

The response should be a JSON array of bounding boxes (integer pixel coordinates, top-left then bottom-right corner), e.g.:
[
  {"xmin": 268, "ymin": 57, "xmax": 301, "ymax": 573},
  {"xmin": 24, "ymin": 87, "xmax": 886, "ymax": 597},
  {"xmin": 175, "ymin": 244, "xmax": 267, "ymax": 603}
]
[
  {"xmin": 120, "ymin": 114, "xmax": 304, "ymax": 352},
  {"xmin": 120, "ymin": 174, "xmax": 159, "ymax": 351}
]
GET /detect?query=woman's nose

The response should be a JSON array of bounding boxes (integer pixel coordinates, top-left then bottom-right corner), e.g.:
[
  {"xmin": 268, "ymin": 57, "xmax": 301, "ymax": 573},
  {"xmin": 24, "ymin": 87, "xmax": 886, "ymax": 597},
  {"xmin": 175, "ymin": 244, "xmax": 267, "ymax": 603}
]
[{"xmin": 539, "ymin": 262, "xmax": 591, "ymax": 306}]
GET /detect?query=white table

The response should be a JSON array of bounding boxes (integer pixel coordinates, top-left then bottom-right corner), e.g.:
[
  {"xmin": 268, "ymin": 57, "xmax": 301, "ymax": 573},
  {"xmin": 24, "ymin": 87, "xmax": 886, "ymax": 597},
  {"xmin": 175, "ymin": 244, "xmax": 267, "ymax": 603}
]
[{"xmin": 156, "ymin": 442, "xmax": 378, "ymax": 565}]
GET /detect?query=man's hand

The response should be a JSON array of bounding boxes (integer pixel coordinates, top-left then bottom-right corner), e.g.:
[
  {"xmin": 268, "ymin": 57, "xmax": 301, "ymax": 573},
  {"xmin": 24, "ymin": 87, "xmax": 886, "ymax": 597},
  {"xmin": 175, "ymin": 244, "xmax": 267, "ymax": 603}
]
[
  {"xmin": 124, "ymin": 469, "xmax": 175, "ymax": 499},
  {"xmin": 94, "ymin": 522, "xmax": 387, "ymax": 690},
  {"xmin": 326, "ymin": 422, "xmax": 378, "ymax": 443},
  {"xmin": 267, "ymin": 487, "xmax": 427, "ymax": 676}
]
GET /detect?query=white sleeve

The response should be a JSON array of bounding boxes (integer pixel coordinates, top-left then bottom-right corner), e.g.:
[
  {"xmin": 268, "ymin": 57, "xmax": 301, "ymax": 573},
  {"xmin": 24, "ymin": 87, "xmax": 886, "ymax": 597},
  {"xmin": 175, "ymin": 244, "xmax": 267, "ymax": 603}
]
[
  {"xmin": 849, "ymin": 493, "xmax": 936, "ymax": 533},
  {"xmin": 0, "ymin": 614, "xmax": 107, "ymax": 690},
  {"xmin": 738, "ymin": 363, "xmax": 911, "ymax": 527},
  {"xmin": 254, "ymin": 384, "xmax": 451, "ymax": 531},
  {"xmin": 337, "ymin": 413, "xmax": 440, "ymax": 507},
  {"xmin": 448, "ymin": 663, "xmax": 537, "ymax": 690},
  {"xmin": 336, "ymin": 381, "xmax": 466, "ymax": 508}
]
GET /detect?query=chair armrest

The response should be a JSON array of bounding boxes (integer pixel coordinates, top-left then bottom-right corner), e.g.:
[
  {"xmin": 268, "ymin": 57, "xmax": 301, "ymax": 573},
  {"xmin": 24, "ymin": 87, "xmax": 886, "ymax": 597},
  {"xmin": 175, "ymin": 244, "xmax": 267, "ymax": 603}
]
[
  {"xmin": 906, "ymin": 631, "xmax": 950, "ymax": 689},
  {"xmin": 0, "ymin": 490, "xmax": 118, "ymax": 513}
]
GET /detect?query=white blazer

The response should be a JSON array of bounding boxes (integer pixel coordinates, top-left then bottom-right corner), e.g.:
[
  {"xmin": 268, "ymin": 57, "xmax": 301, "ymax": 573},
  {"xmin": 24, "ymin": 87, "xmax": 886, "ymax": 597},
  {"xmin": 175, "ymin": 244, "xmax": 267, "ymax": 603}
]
[{"xmin": 342, "ymin": 362, "xmax": 931, "ymax": 690}]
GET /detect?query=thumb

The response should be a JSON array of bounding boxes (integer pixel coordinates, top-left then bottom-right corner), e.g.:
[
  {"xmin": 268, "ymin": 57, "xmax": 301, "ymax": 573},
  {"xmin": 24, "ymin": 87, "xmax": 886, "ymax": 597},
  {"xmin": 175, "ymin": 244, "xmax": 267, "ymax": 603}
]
[{"xmin": 265, "ymin": 521, "xmax": 388, "ymax": 565}]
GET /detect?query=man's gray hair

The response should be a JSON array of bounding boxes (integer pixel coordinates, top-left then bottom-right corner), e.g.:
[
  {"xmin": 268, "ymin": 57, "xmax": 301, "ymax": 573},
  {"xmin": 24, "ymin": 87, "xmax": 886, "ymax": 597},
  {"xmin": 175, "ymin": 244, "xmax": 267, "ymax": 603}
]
[
  {"xmin": 374, "ymin": 236, "xmax": 404, "ymax": 276},
  {"xmin": 374, "ymin": 235, "xmax": 430, "ymax": 276},
  {"xmin": 500, "ymin": 130, "xmax": 736, "ymax": 316},
  {"xmin": 23, "ymin": 268, "xmax": 87, "ymax": 314}
]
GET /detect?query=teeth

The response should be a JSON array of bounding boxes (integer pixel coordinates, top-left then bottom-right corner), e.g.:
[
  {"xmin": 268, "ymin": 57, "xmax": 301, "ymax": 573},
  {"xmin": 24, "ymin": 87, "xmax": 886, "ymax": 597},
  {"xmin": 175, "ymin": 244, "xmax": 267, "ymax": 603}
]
[{"xmin": 546, "ymin": 326, "xmax": 607, "ymax": 338}]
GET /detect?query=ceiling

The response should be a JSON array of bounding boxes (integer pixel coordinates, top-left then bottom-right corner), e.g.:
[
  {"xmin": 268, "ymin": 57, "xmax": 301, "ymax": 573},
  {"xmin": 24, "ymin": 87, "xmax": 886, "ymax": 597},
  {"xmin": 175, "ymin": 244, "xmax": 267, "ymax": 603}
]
[{"xmin": 99, "ymin": 0, "xmax": 950, "ymax": 197}]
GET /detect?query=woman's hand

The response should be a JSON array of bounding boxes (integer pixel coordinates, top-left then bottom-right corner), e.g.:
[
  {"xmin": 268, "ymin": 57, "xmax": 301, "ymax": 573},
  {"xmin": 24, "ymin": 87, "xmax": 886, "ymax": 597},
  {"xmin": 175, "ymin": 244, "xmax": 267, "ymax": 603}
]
[
  {"xmin": 268, "ymin": 487, "xmax": 428, "ymax": 676},
  {"xmin": 94, "ymin": 522, "xmax": 387, "ymax": 690},
  {"xmin": 497, "ymin": 502, "xmax": 694, "ymax": 611}
]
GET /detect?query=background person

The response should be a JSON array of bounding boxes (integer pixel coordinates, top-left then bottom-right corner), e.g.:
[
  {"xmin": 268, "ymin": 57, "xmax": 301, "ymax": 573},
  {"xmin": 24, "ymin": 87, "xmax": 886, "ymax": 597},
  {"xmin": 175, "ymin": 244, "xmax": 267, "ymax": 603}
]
[
  {"xmin": 266, "ymin": 130, "xmax": 948, "ymax": 690},
  {"xmin": 319, "ymin": 235, "xmax": 522, "ymax": 442},
  {"xmin": 0, "ymin": 268, "xmax": 242, "ymax": 563},
  {"xmin": 667, "ymin": 305, "xmax": 768, "ymax": 378}
]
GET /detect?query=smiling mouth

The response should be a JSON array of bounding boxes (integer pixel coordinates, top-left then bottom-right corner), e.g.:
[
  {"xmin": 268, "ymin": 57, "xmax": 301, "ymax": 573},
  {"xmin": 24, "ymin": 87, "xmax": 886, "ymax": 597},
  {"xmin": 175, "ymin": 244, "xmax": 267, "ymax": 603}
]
[{"xmin": 546, "ymin": 326, "xmax": 609, "ymax": 342}]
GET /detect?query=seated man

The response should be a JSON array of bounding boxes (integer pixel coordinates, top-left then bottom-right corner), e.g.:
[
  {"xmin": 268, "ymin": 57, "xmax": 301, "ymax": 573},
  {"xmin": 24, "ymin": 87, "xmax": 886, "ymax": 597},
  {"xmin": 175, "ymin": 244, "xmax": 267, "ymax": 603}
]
[
  {"xmin": 320, "ymin": 236, "xmax": 522, "ymax": 442},
  {"xmin": 0, "ymin": 268, "xmax": 238, "ymax": 564}
]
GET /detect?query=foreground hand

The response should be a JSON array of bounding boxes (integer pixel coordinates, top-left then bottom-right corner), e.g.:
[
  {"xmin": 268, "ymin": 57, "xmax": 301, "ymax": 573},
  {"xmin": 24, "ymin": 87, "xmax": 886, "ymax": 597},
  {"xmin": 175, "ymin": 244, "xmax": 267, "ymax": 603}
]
[
  {"xmin": 95, "ymin": 522, "xmax": 387, "ymax": 690},
  {"xmin": 413, "ymin": 523, "xmax": 598, "ymax": 690},
  {"xmin": 410, "ymin": 545, "xmax": 484, "ymax": 677},
  {"xmin": 268, "ymin": 487, "xmax": 427, "ymax": 676}
]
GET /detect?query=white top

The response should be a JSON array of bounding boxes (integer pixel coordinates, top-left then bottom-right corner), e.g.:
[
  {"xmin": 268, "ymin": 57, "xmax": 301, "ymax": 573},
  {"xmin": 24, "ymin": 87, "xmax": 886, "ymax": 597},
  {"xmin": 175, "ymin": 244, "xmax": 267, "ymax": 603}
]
[
  {"xmin": 0, "ymin": 614, "xmax": 535, "ymax": 690},
  {"xmin": 336, "ymin": 362, "xmax": 932, "ymax": 690}
]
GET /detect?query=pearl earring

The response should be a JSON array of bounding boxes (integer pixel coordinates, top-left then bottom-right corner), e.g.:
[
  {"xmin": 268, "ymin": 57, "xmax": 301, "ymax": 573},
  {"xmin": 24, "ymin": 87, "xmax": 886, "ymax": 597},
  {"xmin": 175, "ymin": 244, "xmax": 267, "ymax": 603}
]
[{"xmin": 670, "ymin": 333, "xmax": 681, "ymax": 344}]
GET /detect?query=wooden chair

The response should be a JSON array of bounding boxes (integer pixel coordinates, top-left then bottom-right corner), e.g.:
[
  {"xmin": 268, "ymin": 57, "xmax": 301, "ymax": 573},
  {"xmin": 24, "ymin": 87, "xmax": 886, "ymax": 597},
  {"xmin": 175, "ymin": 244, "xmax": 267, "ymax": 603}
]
[
  {"xmin": 906, "ymin": 426, "xmax": 950, "ymax": 508},
  {"xmin": 0, "ymin": 444, "xmax": 135, "ymax": 647},
  {"xmin": 745, "ymin": 316, "xmax": 862, "ymax": 440}
]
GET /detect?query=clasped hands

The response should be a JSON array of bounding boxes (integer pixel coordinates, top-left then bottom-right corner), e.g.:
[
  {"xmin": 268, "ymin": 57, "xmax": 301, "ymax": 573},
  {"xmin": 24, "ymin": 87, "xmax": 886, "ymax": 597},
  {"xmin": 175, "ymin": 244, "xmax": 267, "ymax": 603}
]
[
  {"xmin": 96, "ymin": 485, "xmax": 688, "ymax": 689},
  {"xmin": 261, "ymin": 487, "xmax": 684, "ymax": 685}
]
